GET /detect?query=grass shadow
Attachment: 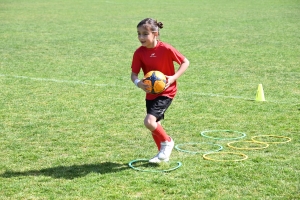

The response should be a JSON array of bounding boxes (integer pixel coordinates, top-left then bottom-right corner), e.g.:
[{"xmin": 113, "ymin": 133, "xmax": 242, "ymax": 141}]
[
  {"xmin": 1, "ymin": 162, "xmax": 129, "ymax": 180},
  {"xmin": 133, "ymin": 162, "xmax": 160, "ymax": 168}
]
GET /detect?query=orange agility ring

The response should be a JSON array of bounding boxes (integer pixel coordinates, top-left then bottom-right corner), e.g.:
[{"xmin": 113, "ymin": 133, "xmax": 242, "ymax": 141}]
[
  {"xmin": 251, "ymin": 135, "xmax": 292, "ymax": 144},
  {"xmin": 203, "ymin": 152, "xmax": 248, "ymax": 162},
  {"xmin": 227, "ymin": 140, "xmax": 269, "ymax": 150}
]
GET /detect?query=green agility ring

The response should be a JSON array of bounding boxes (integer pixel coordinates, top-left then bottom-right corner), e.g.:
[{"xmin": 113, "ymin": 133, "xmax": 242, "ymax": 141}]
[
  {"xmin": 128, "ymin": 159, "xmax": 182, "ymax": 172},
  {"xmin": 175, "ymin": 142, "xmax": 223, "ymax": 154},
  {"xmin": 201, "ymin": 130, "xmax": 246, "ymax": 140}
]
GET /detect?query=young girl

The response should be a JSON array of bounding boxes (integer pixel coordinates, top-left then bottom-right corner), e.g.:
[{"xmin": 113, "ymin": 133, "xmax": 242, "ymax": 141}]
[{"xmin": 131, "ymin": 18, "xmax": 189, "ymax": 163}]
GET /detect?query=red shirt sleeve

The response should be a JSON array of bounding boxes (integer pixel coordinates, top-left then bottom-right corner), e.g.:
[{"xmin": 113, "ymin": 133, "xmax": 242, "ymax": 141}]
[
  {"xmin": 131, "ymin": 47, "xmax": 143, "ymax": 74},
  {"xmin": 166, "ymin": 43, "xmax": 185, "ymax": 66}
]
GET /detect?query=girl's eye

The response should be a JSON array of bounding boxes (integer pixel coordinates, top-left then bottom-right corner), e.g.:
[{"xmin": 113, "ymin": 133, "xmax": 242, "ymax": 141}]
[{"xmin": 138, "ymin": 33, "xmax": 148, "ymax": 37}]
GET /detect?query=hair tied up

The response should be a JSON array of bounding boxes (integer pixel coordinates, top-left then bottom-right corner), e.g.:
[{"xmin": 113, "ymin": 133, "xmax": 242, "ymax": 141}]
[{"xmin": 157, "ymin": 21, "xmax": 163, "ymax": 29}]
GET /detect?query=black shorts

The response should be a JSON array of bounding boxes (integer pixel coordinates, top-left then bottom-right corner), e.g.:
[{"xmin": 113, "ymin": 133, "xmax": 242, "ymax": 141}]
[{"xmin": 146, "ymin": 96, "xmax": 173, "ymax": 122}]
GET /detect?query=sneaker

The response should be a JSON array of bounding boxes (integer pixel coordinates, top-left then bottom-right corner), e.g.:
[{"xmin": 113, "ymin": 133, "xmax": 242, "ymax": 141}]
[
  {"xmin": 158, "ymin": 138, "xmax": 174, "ymax": 160},
  {"xmin": 149, "ymin": 154, "xmax": 169, "ymax": 163}
]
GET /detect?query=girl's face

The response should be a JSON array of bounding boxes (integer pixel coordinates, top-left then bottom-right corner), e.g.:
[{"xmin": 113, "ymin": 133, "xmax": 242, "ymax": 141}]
[{"xmin": 137, "ymin": 26, "xmax": 158, "ymax": 48}]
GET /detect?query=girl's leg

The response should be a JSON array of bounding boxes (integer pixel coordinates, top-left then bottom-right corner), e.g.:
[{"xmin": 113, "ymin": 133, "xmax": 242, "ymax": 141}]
[
  {"xmin": 144, "ymin": 114, "xmax": 160, "ymax": 150},
  {"xmin": 143, "ymin": 114, "xmax": 157, "ymax": 131},
  {"xmin": 144, "ymin": 114, "xmax": 171, "ymax": 142},
  {"xmin": 145, "ymin": 97, "xmax": 174, "ymax": 162}
]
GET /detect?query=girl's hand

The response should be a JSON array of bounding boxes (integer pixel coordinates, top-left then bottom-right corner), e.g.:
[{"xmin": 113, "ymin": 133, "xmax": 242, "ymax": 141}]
[
  {"xmin": 165, "ymin": 75, "xmax": 175, "ymax": 89},
  {"xmin": 137, "ymin": 80, "xmax": 151, "ymax": 93}
]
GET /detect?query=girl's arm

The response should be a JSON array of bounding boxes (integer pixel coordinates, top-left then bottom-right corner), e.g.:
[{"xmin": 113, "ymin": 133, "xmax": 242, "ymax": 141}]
[
  {"xmin": 131, "ymin": 72, "xmax": 150, "ymax": 92},
  {"xmin": 131, "ymin": 72, "xmax": 139, "ymax": 84},
  {"xmin": 165, "ymin": 58, "xmax": 190, "ymax": 88}
]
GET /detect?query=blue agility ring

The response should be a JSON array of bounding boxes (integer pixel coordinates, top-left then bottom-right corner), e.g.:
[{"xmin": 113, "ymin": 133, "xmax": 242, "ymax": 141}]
[
  {"xmin": 201, "ymin": 130, "xmax": 246, "ymax": 140},
  {"xmin": 128, "ymin": 159, "xmax": 182, "ymax": 172},
  {"xmin": 175, "ymin": 142, "xmax": 223, "ymax": 154}
]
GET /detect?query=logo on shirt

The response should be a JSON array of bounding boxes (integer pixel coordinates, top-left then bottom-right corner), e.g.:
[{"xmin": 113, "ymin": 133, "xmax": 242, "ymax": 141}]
[{"xmin": 150, "ymin": 53, "xmax": 156, "ymax": 58}]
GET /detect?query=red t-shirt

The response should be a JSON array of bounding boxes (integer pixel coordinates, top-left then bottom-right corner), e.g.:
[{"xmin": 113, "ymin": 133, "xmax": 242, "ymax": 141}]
[{"xmin": 131, "ymin": 41, "xmax": 185, "ymax": 100}]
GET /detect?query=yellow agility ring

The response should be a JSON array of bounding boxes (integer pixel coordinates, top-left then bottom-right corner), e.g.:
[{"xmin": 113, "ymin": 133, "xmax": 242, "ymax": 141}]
[
  {"xmin": 227, "ymin": 140, "xmax": 269, "ymax": 150},
  {"xmin": 251, "ymin": 135, "xmax": 292, "ymax": 144},
  {"xmin": 203, "ymin": 152, "xmax": 248, "ymax": 162}
]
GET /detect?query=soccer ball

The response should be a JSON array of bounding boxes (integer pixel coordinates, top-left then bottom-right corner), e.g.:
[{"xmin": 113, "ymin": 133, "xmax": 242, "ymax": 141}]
[{"xmin": 143, "ymin": 71, "xmax": 166, "ymax": 94}]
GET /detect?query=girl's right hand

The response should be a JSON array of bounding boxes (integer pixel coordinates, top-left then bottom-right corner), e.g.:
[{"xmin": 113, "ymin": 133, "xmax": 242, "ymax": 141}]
[{"xmin": 138, "ymin": 80, "xmax": 151, "ymax": 93}]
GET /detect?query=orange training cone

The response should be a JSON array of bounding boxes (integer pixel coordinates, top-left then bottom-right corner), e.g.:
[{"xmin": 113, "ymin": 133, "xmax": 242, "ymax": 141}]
[{"xmin": 256, "ymin": 84, "xmax": 266, "ymax": 101}]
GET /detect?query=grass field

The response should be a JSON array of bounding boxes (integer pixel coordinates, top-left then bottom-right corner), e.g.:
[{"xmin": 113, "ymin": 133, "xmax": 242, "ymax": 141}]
[{"xmin": 0, "ymin": 0, "xmax": 299, "ymax": 199}]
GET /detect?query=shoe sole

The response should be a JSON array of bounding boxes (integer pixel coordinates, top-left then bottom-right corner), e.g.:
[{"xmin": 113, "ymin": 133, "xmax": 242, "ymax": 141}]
[{"xmin": 149, "ymin": 158, "xmax": 169, "ymax": 163}]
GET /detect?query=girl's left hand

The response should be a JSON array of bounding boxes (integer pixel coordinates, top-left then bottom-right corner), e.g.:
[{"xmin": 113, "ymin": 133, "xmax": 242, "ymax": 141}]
[{"xmin": 165, "ymin": 75, "xmax": 175, "ymax": 89}]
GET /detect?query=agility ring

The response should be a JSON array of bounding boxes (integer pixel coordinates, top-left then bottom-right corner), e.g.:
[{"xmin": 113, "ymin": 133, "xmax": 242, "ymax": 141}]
[
  {"xmin": 201, "ymin": 130, "xmax": 246, "ymax": 140},
  {"xmin": 175, "ymin": 142, "xmax": 223, "ymax": 154},
  {"xmin": 203, "ymin": 152, "xmax": 248, "ymax": 162},
  {"xmin": 128, "ymin": 159, "xmax": 182, "ymax": 172},
  {"xmin": 251, "ymin": 135, "xmax": 292, "ymax": 144},
  {"xmin": 227, "ymin": 140, "xmax": 269, "ymax": 150}
]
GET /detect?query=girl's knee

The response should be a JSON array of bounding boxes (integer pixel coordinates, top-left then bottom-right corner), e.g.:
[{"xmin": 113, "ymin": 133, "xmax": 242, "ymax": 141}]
[
  {"xmin": 143, "ymin": 117, "xmax": 152, "ymax": 127},
  {"xmin": 144, "ymin": 115, "xmax": 157, "ymax": 130}
]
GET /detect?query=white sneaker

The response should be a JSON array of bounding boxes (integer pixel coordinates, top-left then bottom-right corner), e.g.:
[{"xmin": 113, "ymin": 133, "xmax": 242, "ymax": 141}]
[
  {"xmin": 158, "ymin": 138, "xmax": 174, "ymax": 160},
  {"xmin": 149, "ymin": 154, "xmax": 169, "ymax": 163}
]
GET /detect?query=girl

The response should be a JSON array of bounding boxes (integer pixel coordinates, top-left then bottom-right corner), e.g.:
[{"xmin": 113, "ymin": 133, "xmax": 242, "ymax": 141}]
[{"xmin": 131, "ymin": 18, "xmax": 189, "ymax": 163}]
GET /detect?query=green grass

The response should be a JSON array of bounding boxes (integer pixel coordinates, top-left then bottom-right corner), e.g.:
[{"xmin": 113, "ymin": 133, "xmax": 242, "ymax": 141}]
[{"xmin": 0, "ymin": 0, "xmax": 299, "ymax": 199}]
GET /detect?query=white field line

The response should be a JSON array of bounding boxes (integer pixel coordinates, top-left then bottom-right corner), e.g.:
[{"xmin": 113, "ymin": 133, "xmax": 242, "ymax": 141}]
[
  {"xmin": 0, "ymin": 74, "xmax": 127, "ymax": 88},
  {"xmin": 0, "ymin": 74, "xmax": 297, "ymax": 104},
  {"xmin": 183, "ymin": 92, "xmax": 253, "ymax": 101}
]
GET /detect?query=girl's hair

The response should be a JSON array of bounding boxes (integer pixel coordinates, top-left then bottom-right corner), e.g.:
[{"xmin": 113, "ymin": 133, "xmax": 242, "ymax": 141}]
[{"xmin": 137, "ymin": 18, "xmax": 163, "ymax": 34}]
